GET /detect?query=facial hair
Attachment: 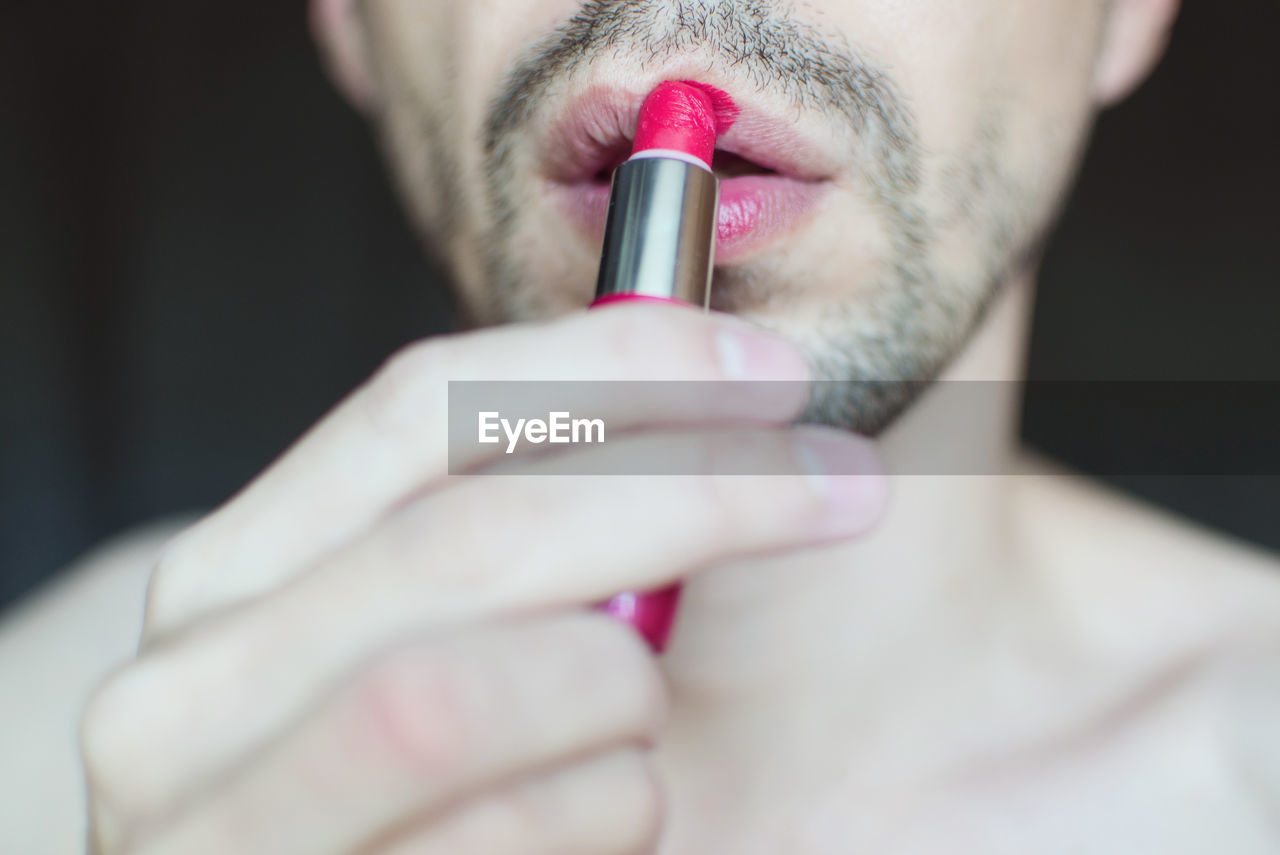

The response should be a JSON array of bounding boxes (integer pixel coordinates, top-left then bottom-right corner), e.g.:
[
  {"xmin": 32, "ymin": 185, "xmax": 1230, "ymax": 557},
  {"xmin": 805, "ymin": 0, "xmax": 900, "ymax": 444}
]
[{"xmin": 480, "ymin": 0, "xmax": 1029, "ymax": 435}]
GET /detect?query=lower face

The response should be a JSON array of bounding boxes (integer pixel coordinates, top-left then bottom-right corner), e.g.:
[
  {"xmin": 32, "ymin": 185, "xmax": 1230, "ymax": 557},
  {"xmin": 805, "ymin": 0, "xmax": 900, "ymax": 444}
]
[{"xmin": 360, "ymin": 0, "xmax": 1106, "ymax": 433}]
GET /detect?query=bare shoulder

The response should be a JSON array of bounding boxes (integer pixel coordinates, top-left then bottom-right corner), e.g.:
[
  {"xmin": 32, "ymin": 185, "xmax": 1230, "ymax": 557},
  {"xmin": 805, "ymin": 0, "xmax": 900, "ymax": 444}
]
[
  {"xmin": 1012, "ymin": 451, "xmax": 1280, "ymax": 630},
  {"xmin": 1009, "ymin": 455, "xmax": 1280, "ymax": 818},
  {"xmin": 0, "ymin": 516, "xmax": 195, "ymax": 855},
  {"xmin": 1011, "ymin": 450, "xmax": 1280, "ymax": 723}
]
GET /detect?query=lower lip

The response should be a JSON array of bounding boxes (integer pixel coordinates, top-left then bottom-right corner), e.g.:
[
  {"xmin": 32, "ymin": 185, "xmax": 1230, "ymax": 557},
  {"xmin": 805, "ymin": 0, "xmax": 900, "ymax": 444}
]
[{"xmin": 552, "ymin": 173, "xmax": 826, "ymax": 263}]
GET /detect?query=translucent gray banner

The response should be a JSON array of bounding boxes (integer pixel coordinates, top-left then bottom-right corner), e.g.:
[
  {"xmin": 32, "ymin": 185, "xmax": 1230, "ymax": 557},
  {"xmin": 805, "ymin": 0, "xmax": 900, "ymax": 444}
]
[{"xmin": 447, "ymin": 381, "xmax": 1280, "ymax": 476}]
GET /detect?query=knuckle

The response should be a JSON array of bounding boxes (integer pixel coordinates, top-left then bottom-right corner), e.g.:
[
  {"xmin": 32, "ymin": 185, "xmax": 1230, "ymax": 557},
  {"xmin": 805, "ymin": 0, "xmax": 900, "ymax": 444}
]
[
  {"xmin": 363, "ymin": 337, "xmax": 453, "ymax": 436},
  {"xmin": 79, "ymin": 667, "xmax": 148, "ymax": 788},
  {"xmin": 141, "ymin": 525, "xmax": 202, "ymax": 634},
  {"xmin": 78, "ymin": 684, "xmax": 118, "ymax": 784},
  {"xmin": 349, "ymin": 646, "xmax": 477, "ymax": 778},
  {"xmin": 80, "ymin": 659, "xmax": 197, "ymax": 824}
]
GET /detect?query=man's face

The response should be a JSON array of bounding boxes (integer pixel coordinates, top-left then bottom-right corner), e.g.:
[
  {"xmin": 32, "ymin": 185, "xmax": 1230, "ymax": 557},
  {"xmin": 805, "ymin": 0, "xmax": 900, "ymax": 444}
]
[{"xmin": 347, "ymin": 0, "xmax": 1118, "ymax": 431}]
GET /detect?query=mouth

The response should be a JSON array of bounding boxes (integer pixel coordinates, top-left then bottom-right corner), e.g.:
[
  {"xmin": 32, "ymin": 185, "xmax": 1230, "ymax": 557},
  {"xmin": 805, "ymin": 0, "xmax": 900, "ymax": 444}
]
[{"xmin": 538, "ymin": 85, "xmax": 837, "ymax": 263}]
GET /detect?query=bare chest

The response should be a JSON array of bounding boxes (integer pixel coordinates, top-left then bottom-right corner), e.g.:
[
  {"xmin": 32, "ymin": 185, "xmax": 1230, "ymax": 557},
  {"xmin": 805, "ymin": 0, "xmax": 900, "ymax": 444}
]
[{"xmin": 659, "ymin": 672, "xmax": 1279, "ymax": 855}]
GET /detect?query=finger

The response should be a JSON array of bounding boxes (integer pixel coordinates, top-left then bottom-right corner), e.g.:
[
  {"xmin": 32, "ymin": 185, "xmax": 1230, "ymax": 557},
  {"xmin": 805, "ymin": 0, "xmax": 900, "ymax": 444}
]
[
  {"xmin": 374, "ymin": 748, "xmax": 662, "ymax": 855},
  {"xmin": 94, "ymin": 425, "xmax": 883, "ymax": 816},
  {"xmin": 89, "ymin": 613, "xmax": 663, "ymax": 853},
  {"xmin": 313, "ymin": 424, "xmax": 887, "ymax": 620},
  {"xmin": 146, "ymin": 305, "xmax": 809, "ymax": 638}
]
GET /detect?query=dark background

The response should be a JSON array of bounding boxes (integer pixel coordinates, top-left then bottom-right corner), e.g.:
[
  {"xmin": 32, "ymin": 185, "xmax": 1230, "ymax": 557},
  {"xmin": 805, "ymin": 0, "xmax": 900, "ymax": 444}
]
[{"xmin": 1, "ymin": 3, "xmax": 1277, "ymax": 611}]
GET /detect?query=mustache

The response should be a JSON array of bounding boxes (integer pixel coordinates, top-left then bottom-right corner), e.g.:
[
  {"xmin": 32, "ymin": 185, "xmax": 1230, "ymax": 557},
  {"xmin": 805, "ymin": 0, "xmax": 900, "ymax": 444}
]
[{"xmin": 482, "ymin": 0, "xmax": 921, "ymax": 196}]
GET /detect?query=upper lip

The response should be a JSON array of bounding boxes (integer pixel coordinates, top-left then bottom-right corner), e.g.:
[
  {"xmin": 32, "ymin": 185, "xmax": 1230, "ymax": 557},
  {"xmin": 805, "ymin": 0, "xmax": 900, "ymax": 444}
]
[{"xmin": 538, "ymin": 82, "xmax": 840, "ymax": 185}]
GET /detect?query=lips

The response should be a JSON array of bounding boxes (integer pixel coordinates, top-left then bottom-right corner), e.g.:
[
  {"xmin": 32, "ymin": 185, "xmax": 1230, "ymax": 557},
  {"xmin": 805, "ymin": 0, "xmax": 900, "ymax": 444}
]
[{"xmin": 539, "ymin": 85, "xmax": 836, "ymax": 263}]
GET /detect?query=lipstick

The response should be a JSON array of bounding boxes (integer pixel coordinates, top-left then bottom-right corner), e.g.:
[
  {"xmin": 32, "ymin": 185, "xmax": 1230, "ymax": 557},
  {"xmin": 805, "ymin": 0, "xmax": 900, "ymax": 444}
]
[{"xmin": 591, "ymin": 81, "xmax": 735, "ymax": 652}]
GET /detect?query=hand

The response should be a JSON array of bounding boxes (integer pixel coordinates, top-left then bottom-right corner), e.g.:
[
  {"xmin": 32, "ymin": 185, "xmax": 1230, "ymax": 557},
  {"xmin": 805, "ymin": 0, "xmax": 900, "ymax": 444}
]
[{"xmin": 78, "ymin": 305, "xmax": 887, "ymax": 855}]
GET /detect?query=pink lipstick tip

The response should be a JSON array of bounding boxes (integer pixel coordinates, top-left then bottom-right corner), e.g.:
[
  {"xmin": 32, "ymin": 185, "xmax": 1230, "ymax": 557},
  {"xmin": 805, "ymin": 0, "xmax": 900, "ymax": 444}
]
[{"xmin": 631, "ymin": 81, "xmax": 737, "ymax": 168}]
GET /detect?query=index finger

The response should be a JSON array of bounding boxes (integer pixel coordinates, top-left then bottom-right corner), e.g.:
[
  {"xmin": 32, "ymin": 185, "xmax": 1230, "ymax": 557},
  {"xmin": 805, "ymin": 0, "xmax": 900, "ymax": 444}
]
[{"xmin": 147, "ymin": 305, "xmax": 808, "ymax": 636}]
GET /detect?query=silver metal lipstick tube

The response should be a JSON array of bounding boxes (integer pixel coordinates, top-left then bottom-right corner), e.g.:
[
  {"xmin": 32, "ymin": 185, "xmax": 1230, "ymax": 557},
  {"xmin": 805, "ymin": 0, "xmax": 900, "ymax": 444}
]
[{"xmin": 594, "ymin": 156, "xmax": 719, "ymax": 306}]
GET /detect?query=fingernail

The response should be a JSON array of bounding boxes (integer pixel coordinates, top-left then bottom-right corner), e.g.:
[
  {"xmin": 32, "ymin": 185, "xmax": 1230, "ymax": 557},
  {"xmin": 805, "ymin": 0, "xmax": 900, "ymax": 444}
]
[
  {"xmin": 715, "ymin": 327, "xmax": 810, "ymax": 382},
  {"xmin": 793, "ymin": 429, "xmax": 889, "ymax": 535}
]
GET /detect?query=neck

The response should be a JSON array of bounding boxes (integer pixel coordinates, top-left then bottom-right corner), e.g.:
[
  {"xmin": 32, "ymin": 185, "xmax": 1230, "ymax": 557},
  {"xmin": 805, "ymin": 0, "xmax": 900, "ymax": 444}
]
[{"xmin": 661, "ymin": 275, "xmax": 1047, "ymax": 786}]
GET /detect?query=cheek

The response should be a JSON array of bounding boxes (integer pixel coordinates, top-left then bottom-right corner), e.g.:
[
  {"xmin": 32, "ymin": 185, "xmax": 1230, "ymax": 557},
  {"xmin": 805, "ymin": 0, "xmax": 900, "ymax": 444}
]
[
  {"xmin": 827, "ymin": 1, "xmax": 1105, "ymax": 291},
  {"xmin": 373, "ymin": 0, "xmax": 582, "ymax": 155},
  {"xmin": 365, "ymin": 0, "xmax": 577, "ymax": 273},
  {"xmin": 867, "ymin": 1, "xmax": 1103, "ymax": 160},
  {"xmin": 446, "ymin": 1, "xmax": 580, "ymax": 155},
  {"xmin": 872, "ymin": 2, "xmax": 1103, "ymax": 238}
]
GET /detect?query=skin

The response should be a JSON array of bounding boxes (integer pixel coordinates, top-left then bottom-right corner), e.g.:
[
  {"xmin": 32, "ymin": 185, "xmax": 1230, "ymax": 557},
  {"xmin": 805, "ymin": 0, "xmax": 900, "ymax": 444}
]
[
  {"xmin": 347, "ymin": 0, "xmax": 1115, "ymax": 430},
  {"xmin": 4, "ymin": 1, "xmax": 1280, "ymax": 853}
]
